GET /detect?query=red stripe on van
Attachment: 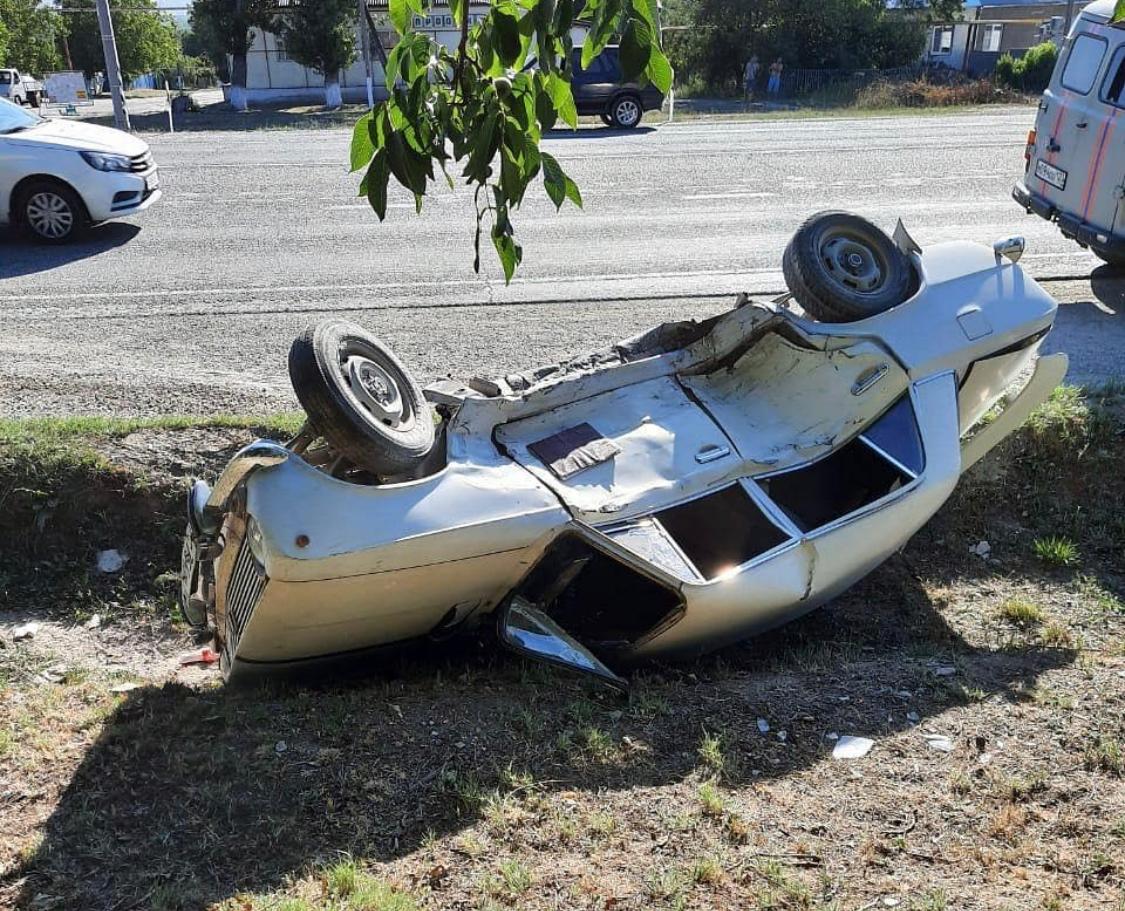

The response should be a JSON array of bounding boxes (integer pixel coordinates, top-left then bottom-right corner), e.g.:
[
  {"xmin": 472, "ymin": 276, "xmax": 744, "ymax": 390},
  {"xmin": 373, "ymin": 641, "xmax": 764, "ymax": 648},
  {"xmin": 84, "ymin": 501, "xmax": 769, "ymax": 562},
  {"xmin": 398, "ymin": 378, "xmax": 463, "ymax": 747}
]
[{"xmin": 1081, "ymin": 107, "xmax": 1118, "ymax": 221}]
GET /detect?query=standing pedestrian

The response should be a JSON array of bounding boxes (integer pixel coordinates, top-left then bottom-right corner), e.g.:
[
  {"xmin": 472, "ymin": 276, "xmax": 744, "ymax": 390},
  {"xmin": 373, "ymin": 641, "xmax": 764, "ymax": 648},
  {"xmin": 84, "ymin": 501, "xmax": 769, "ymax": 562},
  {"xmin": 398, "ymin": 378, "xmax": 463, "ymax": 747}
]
[
  {"xmin": 767, "ymin": 58, "xmax": 784, "ymax": 96},
  {"xmin": 744, "ymin": 55, "xmax": 760, "ymax": 101}
]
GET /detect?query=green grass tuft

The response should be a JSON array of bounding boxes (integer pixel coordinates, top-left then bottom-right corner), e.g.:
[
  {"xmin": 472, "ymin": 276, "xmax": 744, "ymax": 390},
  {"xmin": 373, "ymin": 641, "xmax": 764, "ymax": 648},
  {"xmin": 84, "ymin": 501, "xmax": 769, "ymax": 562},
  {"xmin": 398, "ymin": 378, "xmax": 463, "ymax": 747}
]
[{"xmin": 1032, "ymin": 536, "xmax": 1079, "ymax": 568}]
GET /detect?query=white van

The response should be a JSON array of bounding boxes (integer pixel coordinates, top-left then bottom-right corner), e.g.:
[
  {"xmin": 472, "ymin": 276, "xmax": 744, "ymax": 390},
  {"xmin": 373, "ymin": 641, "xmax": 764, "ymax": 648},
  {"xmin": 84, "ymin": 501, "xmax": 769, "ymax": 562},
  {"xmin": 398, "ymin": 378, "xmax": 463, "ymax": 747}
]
[{"xmin": 1013, "ymin": 0, "xmax": 1125, "ymax": 267}]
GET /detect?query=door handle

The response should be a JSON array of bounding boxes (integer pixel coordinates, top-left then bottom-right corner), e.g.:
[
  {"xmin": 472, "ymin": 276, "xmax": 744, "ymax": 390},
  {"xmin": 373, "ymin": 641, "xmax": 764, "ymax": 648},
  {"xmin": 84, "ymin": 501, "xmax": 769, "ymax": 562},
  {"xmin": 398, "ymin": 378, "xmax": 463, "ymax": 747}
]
[
  {"xmin": 1076, "ymin": 121, "xmax": 1089, "ymax": 129},
  {"xmin": 1047, "ymin": 138, "xmax": 1061, "ymax": 152}
]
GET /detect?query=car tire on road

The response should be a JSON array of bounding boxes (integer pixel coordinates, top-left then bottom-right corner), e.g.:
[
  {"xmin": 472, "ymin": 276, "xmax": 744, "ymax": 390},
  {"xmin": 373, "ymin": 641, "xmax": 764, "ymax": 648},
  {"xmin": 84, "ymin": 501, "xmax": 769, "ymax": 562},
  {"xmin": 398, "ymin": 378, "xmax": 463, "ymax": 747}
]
[
  {"xmin": 609, "ymin": 94, "xmax": 642, "ymax": 129},
  {"xmin": 288, "ymin": 319, "xmax": 436, "ymax": 478},
  {"xmin": 1094, "ymin": 250, "xmax": 1125, "ymax": 270},
  {"xmin": 782, "ymin": 210, "xmax": 913, "ymax": 323},
  {"xmin": 18, "ymin": 179, "xmax": 87, "ymax": 244}
]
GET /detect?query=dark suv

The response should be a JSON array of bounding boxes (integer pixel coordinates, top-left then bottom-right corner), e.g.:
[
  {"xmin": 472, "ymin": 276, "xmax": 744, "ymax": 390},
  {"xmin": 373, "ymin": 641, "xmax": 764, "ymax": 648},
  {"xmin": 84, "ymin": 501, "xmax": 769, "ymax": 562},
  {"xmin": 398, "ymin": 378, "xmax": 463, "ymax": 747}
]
[{"xmin": 570, "ymin": 46, "xmax": 665, "ymax": 128}]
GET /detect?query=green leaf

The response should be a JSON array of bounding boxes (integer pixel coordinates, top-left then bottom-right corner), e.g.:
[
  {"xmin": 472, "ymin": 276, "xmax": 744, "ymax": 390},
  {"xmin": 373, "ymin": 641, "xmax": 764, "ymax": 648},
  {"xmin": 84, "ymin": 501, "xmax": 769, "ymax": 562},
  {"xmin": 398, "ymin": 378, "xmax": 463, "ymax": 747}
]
[
  {"xmin": 545, "ymin": 72, "xmax": 577, "ymax": 128},
  {"xmin": 645, "ymin": 46, "xmax": 673, "ymax": 94},
  {"xmin": 492, "ymin": 231, "xmax": 523, "ymax": 284},
  {"xmin": 389, "ymin": 0, "xmax": 410, "ymax": 34},
  {"xmin": 619, "ymin": 18, "xmax": 653, "ymax": 83},
  {"xmin": 629, "ymin": 0, "xmax": 657, "ymax": 28},
  {"xmin": 365, "ymin": 149, "xmax": 391, "ymax": 220},
  {"xmin": 1114, "ymin": 0, "xmax": 1125, "ymax": 22},
  {"xmin": 350, "ymin": 111, "xmax": 375, "ymax": 172},
  {"xmin": 494, "ymin": 10, "xmax": 522, "ymax": 66},
  {"xmin": 541, "ymin": 152, "xmax": 582, "ymax": 211},
  {"xmin": 451, "ymin": 0, "xmax": 468, "ymax": 27}
]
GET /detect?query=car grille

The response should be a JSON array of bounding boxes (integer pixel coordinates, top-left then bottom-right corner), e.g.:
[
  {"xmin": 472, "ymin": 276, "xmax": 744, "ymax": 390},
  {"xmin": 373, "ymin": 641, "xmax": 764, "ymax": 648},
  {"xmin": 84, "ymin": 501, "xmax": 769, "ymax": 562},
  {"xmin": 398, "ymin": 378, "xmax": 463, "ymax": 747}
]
[
  {"xmin": 129, "ymin": 151, "xmax": 154, "ymax": 173},
  {"xmin": 225, "ymin": 538, "xmax": 267, "ymax": 650}
]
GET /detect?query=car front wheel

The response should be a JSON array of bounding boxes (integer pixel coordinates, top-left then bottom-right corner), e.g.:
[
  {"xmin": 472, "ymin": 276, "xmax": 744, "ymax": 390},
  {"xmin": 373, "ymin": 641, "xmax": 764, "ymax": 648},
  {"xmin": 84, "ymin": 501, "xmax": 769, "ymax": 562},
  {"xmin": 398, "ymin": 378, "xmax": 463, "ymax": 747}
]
[
  {"xmin": 19, "ymin": 181, "xmax": 86, "ymax": 244},
  {"xmin": 609, "ymin": 95, "xmax": 642, "ymax": 129}
]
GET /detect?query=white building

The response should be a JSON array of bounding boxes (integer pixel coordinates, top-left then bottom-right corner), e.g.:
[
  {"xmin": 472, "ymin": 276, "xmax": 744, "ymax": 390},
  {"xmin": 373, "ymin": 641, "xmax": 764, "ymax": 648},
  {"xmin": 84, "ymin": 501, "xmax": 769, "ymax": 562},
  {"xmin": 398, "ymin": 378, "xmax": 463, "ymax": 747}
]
[{"xmin": 240, "ymin": 2, "xmax": 502, "ymax": 104}]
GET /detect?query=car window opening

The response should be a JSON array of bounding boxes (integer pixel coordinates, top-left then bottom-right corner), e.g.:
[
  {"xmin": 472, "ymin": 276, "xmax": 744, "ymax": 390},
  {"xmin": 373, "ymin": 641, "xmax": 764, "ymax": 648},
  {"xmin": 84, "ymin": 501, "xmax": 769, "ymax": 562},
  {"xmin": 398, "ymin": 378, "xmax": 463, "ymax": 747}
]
[
  {"xmin": 1102, "ymin": 47, "xmax": 1125, "ymax": 107},
  {"xmin": 1061, "ymin": 33, "xmax": 1108, "ymax": 94},
  {"xmin": 655, "ymin": 484, "xmax": 790, "ymax": 580},
  {"xmin": 514, "ymin": 535, "xmax": 684, "ymax": 654},
  {"xmin": 757, "ymin": 437, "xmax": 912, "ymax": 533}
]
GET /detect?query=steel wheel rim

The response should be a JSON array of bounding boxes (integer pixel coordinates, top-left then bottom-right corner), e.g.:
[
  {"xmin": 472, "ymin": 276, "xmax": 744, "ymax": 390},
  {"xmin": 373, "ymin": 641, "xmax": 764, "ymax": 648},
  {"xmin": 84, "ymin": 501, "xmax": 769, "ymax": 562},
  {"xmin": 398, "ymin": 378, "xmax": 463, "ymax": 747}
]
[
  {"xmin": 820, "ymin": 232, "xmax": 885, "ymax": 294},
  {"xmin": 340, "ymin": 351, "xmax": 414, "ymax": 430},
  {"xmin": 616, "ymin": 99, "xmax": 640, "ymax": 126},
  {"xmin": 26, "ymin": 191, "xmax": 74, "ymax": 239}
]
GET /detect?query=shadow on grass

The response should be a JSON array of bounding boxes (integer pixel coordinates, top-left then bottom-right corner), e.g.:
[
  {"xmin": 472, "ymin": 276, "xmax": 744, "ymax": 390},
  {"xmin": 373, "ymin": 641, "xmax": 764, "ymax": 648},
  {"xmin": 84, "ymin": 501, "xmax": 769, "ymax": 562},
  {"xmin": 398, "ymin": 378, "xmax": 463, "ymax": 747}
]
[{"xmin": 11, "ymin": 545, "xmax": 1074, "ymax": 910}]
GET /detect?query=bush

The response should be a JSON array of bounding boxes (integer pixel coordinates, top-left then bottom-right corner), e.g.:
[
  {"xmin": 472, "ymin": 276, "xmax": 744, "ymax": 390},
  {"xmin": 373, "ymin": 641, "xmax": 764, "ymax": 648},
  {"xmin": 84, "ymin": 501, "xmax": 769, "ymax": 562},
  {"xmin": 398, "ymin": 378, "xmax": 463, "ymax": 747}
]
[
  {"xmin": 854, "ymin": 77, "xmax": 1021, "ymax": 109},
  {"xmin": 995, "ymin": 42, "xmax": 1059, "ymax": 94}
]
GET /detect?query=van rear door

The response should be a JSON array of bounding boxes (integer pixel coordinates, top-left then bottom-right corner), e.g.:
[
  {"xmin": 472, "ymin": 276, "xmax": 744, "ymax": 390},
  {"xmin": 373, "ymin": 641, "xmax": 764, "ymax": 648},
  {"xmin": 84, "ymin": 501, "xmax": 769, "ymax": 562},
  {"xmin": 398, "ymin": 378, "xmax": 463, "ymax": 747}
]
[{"xmin": 1034, "ymin": 26, "xmax": 1119, "ymax": 232}]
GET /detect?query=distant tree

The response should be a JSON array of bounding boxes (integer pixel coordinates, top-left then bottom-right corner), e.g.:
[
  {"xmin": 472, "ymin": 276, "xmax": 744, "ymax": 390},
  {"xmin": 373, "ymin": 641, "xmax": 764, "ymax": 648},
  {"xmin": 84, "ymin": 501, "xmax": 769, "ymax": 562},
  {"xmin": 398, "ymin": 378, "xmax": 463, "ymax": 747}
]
[
  {"xmin": 0, "ymin": 0, "xmax": 63, "ymax": 73},
  {"xmin": 181, "ymin": 19, "xmax": 228, "ymax": 80},
  {"xmin": 995, "ymin": 42, "xmax": 1058, "ymax": 94},
  {"xmin": 667, "ymin": 0, "xmax": 950, "ymax": 92},
  {"xmin": 190, "ymin": 0, "xmax": 273, "ymax": 110},
  {"xmin": 270, "ymin": 0, "xmax": 358, "ymax": 109},
  {"xmin": 63, "ymin": 0, "xmax": 180, "ymax": 82},
  {"xmin": 0, "ymin": 19, "xmax": 9, "ymax": 66}
]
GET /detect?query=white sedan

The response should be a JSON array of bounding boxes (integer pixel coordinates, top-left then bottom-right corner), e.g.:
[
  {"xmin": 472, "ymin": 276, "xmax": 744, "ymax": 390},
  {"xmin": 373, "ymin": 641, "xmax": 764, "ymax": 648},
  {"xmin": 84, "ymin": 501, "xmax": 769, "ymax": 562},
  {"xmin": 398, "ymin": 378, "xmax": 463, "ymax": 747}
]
[{"xmin": 0, "ymin": 97, "xmax": 160, "ymax": 243}]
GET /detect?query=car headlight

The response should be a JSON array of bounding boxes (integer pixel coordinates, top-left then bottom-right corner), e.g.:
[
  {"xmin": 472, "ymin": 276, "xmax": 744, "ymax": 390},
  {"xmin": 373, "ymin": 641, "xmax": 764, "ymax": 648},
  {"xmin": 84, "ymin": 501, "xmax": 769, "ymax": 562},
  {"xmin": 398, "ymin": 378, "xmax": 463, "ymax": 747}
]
[{"xmin": 80, "ymin": 151, "xmax": 133, "ymax": 172}]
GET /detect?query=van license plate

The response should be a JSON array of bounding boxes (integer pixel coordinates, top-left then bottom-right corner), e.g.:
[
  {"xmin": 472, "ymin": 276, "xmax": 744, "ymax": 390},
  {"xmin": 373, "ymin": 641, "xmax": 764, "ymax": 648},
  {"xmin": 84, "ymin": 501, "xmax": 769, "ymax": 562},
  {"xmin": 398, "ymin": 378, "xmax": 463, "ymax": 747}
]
[
  {"xmin": 1035, "ymin": 159, "xmax": 1067, "ymax": 191},
  {"xmin": 146, "ymin": 171, "xmax": 160, "ymax": 191}
]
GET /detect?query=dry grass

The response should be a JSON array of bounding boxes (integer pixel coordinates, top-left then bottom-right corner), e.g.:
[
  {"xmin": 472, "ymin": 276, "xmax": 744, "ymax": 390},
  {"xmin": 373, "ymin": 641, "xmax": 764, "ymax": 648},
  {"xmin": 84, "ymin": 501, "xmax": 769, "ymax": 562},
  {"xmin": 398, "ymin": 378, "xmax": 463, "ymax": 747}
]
[{"xmin": 0, "ymin": 385, "xmax": 1122, "ymax": 910}]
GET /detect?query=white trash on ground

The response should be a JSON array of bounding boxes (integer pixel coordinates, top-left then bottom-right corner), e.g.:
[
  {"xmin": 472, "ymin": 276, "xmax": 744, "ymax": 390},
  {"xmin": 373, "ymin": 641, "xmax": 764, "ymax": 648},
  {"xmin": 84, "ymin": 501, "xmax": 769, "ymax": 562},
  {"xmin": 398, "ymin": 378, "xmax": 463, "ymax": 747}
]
[
  {"xmin": 12, "ymin": 622, "xmax": 40, "ymax": 641},
  {"xmin": 923, "ymin": 733, "xmax": 954, "ymax": 752},
  {"xmin": 832, "ymin": 735, "xmax": 874, "ymax": 759},
  {"xmin": 96, "ymin": 549, "xmax": 127, "ymax": 573}
]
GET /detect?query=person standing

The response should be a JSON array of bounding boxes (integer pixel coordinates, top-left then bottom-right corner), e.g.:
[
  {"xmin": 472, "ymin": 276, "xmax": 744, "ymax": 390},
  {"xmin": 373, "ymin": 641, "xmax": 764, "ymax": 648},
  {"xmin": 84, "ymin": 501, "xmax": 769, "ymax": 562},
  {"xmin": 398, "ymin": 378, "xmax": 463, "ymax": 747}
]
[
  {"xmin": 744, "ymin": 55, "xmax": 760, "ymax": 101},
  {"xmin": 767, "ymin": 58, "xmax": 784, "ymax": 96}
]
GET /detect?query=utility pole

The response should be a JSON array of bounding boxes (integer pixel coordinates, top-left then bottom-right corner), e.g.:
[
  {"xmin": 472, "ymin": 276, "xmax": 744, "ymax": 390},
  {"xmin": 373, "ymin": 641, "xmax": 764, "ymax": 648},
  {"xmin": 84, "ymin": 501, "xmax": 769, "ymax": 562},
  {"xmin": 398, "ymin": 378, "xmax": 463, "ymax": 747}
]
[
  {"xmin": 95, "ymin": 0, "xmax": 130, "ymax": 131},
  {"xmin": 1064, "ymin": 0, "xmax": 1076, "ymax": 34},
  {"xmin": 356, "ymin": 0, "xmax": 375, "ymax": 109}
]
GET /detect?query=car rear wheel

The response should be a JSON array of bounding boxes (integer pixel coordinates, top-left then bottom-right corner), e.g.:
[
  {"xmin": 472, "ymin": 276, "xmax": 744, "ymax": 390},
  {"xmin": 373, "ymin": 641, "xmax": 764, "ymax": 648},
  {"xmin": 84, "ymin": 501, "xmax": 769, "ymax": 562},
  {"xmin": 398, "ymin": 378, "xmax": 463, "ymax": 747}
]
[
  {"xmin": 19, "ymin": 180, "xmax": 86, "ymax": 244},
  {"xmin": 609, "ymin": 94, "xmax": 642, "ymax": 129},
  {"xmin": 288, "ymin": 319, "xmax": 436, "ymax": 477},
  {"xmin": 782, "ymin": 211, "xmax": 913, "ymax": 323}
]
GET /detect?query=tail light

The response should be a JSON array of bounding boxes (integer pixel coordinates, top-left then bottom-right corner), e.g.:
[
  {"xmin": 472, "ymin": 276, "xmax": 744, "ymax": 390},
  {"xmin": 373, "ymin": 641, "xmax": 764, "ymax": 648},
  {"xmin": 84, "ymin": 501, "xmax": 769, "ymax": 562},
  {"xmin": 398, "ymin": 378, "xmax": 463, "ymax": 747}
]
[{"xmin": 1024, "ymin": 129, "xmax": 1037, "ymax": 167}]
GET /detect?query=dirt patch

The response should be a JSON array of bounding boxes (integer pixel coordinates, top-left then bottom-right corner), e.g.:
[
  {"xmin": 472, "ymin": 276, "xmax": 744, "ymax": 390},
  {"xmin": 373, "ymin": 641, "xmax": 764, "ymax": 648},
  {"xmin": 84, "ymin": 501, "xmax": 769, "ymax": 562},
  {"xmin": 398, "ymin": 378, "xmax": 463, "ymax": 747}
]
[{"xmin": 0, "ymin": 393, "xmax": 1122, "ymax": 910}]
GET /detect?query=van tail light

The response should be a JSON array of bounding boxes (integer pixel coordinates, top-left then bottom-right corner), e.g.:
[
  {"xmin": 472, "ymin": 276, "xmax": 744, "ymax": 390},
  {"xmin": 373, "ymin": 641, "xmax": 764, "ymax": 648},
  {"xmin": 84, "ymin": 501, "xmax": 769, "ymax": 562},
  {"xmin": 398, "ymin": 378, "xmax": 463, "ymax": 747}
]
[{"xmin": 1024, "ymin": 129, "xmax": 1037, "ymax": 167}]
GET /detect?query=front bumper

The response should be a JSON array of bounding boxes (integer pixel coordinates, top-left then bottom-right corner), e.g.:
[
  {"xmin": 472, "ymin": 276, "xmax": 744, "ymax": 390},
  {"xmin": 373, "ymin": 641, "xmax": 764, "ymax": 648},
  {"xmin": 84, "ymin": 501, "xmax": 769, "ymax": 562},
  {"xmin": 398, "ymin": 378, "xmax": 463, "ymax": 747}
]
[
  {"xmin": 1013, "ymin": 181, "xmax": 1125, "ymax": 260},
  {"xmin": 83, "ymin": 168, "xmax": 162, "ymax": 223}
]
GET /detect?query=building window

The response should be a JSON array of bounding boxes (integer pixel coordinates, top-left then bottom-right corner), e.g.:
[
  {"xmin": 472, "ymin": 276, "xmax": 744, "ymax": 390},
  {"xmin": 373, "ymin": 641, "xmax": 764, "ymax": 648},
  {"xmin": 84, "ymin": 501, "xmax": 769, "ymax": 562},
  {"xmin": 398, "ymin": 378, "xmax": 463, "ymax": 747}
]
[
  {"xmin": 982, "ymin": 24, "xmax": 1003, "ymax": 53},
  {"xmin": 931, "ymin": 26, "xmax": 954, "ymax": 55},
  {"xmin": 275, "ymin": 39, "xmax": 289, "ymax": 62}
]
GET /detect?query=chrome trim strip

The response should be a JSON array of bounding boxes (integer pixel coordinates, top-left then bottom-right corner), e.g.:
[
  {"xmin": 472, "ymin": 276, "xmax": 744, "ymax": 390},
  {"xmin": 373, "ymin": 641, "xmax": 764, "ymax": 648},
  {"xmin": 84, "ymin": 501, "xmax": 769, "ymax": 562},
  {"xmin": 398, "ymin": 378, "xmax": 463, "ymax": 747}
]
[{"xmin": 857, "ymin": 434, "xmax": 920, "ymax": 481}]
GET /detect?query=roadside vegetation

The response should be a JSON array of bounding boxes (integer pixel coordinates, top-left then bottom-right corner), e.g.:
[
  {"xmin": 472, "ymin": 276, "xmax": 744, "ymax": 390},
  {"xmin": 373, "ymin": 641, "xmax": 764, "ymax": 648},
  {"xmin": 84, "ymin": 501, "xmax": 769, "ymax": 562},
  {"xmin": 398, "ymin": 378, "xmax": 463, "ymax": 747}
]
[{"xmin": 0, "ymin": 384, "xmax": 1122, "ymax": 909}]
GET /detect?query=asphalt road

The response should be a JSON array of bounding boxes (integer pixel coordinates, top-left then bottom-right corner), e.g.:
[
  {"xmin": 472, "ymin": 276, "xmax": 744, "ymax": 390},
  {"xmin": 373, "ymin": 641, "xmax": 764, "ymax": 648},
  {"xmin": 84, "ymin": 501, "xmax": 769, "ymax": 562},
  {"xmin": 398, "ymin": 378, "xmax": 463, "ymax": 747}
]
[{"xmin": 1, "ymin": 105, "xmax": 1122, "ymax": 417}]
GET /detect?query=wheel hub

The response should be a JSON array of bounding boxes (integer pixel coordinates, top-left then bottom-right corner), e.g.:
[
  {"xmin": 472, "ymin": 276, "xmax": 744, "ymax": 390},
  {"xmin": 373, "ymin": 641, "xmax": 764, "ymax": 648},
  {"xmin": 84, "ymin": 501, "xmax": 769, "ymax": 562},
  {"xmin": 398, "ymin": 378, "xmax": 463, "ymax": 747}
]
[
  {"xmin": 821, "ymin": 235, "xmax": 884, "ymax": 294},
  {"xmin": 26, "ymin": 192, "xmax": 73, "ymax": 239},
  {"xmin": 346, "ymin": 356, "xmax": 406, "ymax": 427}
]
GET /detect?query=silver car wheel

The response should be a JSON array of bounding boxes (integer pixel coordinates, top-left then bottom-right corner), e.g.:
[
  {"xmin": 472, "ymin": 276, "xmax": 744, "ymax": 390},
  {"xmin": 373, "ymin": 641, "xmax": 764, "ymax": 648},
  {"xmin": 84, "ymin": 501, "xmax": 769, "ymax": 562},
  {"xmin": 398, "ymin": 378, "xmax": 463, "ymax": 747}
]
[
  {"xmin": 614, "ymin": 98, "xmax": 640, "ymax": 127},
  {"xmin": 26, "ymin": 191, "xmax": 75, "ymax": 240}
]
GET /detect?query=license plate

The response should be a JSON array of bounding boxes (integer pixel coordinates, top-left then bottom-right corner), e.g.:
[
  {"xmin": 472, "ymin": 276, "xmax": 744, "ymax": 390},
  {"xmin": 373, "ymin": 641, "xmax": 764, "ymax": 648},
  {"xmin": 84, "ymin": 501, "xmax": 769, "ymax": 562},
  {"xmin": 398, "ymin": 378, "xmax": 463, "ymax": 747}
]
[
  {"xmin": 146, "ymin": 171, "xmax": 160, "ymax": 191},
  {"xmin": 1034, "ymin": 159, "xmax": 1067, "ymax": 191}
]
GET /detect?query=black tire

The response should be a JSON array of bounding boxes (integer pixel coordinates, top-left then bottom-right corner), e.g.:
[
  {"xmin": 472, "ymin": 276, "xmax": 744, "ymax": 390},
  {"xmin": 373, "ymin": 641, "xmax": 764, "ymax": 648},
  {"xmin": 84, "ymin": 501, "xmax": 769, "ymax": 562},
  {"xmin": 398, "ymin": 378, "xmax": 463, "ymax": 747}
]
[
  {"xmin": 782, "ymin": 210, "xmax": 913, "ymax": 323},
  {"xmin": 609, "ymin": 94, "xmax": 642, "ymax": 129},
  {"xmin": 18, "ymin": 179, "xmax": 87, "ymax": 244},
  {"xmin": 1094, "ymin": 250, "xmax": 1125, "ymax": 270},
  {"xmin": 599, "ymin": 113, "xmax": 613, "ymax": 127},
  {"xmin": 288, "ymin": 319, "xmax": 435, "ymax": 477}
]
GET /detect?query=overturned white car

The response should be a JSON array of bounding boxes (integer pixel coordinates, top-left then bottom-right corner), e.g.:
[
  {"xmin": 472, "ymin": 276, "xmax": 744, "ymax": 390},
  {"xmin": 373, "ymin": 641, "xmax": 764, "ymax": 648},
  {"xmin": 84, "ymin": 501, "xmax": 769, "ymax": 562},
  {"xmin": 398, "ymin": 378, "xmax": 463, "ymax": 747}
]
[{"xmin": 181, "ymin": 212, "xmax": 1067, "ymax": 686}]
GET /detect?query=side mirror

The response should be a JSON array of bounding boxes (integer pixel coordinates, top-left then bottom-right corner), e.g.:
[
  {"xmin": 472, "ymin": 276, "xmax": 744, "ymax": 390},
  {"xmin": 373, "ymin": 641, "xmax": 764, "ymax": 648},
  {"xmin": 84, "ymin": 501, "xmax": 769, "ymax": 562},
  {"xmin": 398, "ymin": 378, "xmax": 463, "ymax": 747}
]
[{"xmin": 499, "ymin": 597, "xmax": 627, "ymax": 691}]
